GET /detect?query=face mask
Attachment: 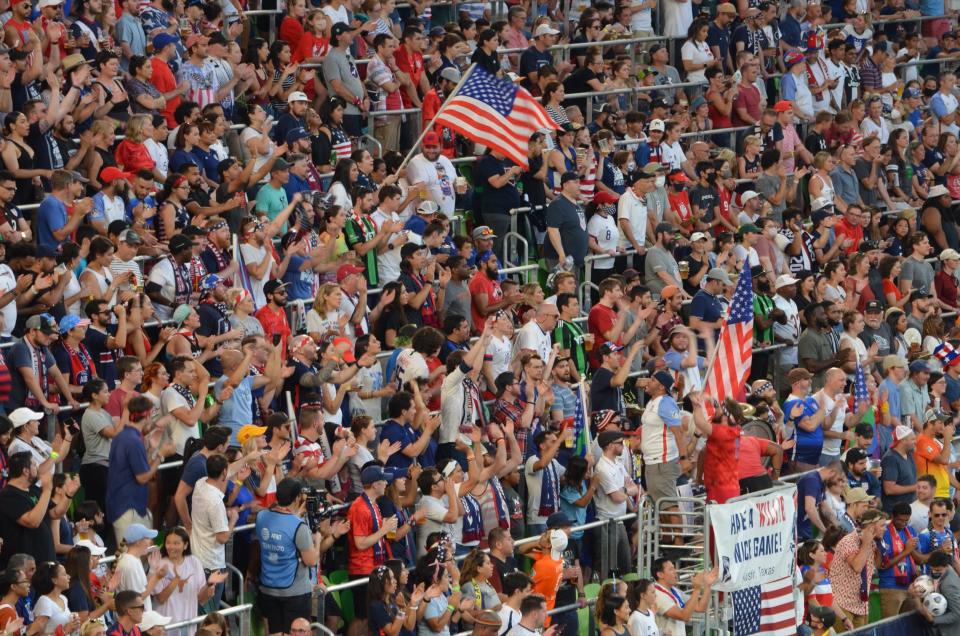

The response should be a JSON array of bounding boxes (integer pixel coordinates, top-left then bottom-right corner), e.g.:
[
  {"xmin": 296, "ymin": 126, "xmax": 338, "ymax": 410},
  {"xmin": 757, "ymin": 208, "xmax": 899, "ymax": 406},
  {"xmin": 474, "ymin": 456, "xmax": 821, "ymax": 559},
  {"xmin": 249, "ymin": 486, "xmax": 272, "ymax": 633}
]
[
  {"xmin": 706, "ymin": 173, "xmax": 717, "ymax": 184},
  {"xmin": 924, "ymin": 87, "xmax": 937, "ymax": 98},
  {"xmin": 673, "ymin": 185, "xmax": 685, "ymax": 193},
  {"xmin": 932, "ymin": 570, "xmax": 945, "ymax": 579},
  {"xmin": 655, "ymin": 175, "xmax": 666, "ymax": 188}
]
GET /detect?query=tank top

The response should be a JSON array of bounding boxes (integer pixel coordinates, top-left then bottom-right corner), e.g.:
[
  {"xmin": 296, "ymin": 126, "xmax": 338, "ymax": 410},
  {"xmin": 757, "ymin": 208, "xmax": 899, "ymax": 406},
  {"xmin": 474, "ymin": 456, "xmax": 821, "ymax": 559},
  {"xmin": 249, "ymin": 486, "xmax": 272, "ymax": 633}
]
[
  {"xmin": 95, "ymin": 79, "xmax": 130, "ymax": 123},
  {"xmin": 549, "ymin": 145, "xmax": 576, "ymax": 194},
  {"xmin": 82, "ymin": 266, "xmax": 116, "ymax": 307},
  {"xmin": 812, "ymin": 173, "xmax": 835, "ymax": 202},
  {"xmin": 742, "ymin": 154, "xmax": 761, "ymax": 175},
  {"xmin": 157, "ymin": 201, "xmax": 189, "ymax": 243},
  {"xmin": 7, "ymin": 138, "xmax": 34, "ymax": 206}
]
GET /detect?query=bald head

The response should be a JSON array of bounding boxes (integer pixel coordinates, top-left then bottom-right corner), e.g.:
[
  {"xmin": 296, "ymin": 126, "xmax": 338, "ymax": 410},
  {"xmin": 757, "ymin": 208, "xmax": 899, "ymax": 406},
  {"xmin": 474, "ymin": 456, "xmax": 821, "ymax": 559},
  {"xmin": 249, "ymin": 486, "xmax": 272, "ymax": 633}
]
[
  {"xmin": 219, "ymin": 349, "xmax": 244, "ymax": 373},
  {"xmin": 289, "ymin": 618, "xmax": 311, "ymax": 635}
]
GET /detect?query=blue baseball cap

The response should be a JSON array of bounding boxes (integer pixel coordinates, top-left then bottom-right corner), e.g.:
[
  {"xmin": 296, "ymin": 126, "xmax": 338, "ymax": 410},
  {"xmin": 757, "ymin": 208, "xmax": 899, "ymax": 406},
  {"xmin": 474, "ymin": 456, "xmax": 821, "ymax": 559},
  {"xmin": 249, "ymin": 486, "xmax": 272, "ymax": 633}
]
[
  {"xmin": 285, "ymin": 127, "xmax": 310, "ymax": 145},
  {"xmin": 361, "ymin": 465, "xmax": 387, "ymax": 485},
  {"xmin": 59, "ymin": 315, "xmax": 90, "ymax": 333},
  {"xmin": 123, "ymin": 523, "xmax": 159, "ymax": 544},
  {"xmin": 152, "ymin": 33, "xmax": 179, "ymax": 52},
  {"xmin": 199, "ymin": 273, "xmax": 222, "ymax": 291}
]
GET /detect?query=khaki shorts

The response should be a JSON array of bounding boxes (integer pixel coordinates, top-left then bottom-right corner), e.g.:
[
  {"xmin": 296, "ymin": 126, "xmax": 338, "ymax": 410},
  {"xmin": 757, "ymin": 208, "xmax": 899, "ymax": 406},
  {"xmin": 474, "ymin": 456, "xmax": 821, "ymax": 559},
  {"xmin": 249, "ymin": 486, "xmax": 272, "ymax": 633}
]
[
  {"xmin": 645, "ymin": 461, "xmax": 681, "ymax": 503},
  {"xmin": 113, "ymin": 508, "xmax": 153, "ymax": 546}
]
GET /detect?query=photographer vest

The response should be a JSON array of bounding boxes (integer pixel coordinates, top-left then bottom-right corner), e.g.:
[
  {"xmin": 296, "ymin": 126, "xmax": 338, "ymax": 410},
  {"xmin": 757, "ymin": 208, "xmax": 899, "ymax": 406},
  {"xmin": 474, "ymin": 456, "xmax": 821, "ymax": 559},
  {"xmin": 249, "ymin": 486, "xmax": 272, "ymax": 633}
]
[{"xmin": 256, "ymin": 510, "xmax": 306, "ymax": 589}]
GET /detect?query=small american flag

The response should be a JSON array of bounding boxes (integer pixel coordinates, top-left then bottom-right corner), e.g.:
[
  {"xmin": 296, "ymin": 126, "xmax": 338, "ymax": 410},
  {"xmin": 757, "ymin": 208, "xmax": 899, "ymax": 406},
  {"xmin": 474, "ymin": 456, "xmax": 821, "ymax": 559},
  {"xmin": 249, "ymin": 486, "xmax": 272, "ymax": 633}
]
[
  {"xmin": 233, "ymin": 235, "xmax": 259, "ymax": 311},
  {"xmin": 732, "ymin": 576, "xmax": 796, "ymax": 635},
  {"xmin": 432, "ymin": 66, "xmax": 558, "ymax": 168},
  {"xmin": 934, "ymin": 342, "xmax": 960, "ymax": 367},
  {"xmin": 704, "ymin": 266, "xmax": 753, "ymax": 417},
  {"xmin": 853, "ymin": 361, "xmax": 869, "ymax": 413}
]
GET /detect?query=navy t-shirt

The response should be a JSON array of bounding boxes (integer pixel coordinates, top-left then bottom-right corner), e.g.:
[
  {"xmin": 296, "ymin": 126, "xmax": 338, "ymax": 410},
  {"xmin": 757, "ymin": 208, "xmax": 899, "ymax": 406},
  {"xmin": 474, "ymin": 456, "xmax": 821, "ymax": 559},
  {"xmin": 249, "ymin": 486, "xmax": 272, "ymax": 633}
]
[
  {"xmin": 475, "ymin": 154, "xmax": 521, "ymax": 217},
  {"xmin": 83, "ymin": 326, "xmax": 119, "ymax": 390},
  {"xmin": 796, "ymin": 470, "xmax": 824, "ymax": 540},
  {"xmin": 518, "ymin": 47, "xmax": 554, "ymax": 89},
  {"xmin": 179, "ymin": 452, "xmax": 208, "ymax": 514}
]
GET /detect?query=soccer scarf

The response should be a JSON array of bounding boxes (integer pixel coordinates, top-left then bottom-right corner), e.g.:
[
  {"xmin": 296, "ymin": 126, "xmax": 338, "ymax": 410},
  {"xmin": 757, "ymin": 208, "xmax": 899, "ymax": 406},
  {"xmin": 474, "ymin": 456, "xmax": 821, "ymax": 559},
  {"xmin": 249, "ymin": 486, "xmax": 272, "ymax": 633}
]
[
  {"xmin": 361, "ymin": 492, "xmax": 390, "ymax": 564},
  {"xmin": 538, "ymin": 457, "xmax": 559, "ymax": 517},
  {"xmin": 883, "ymin": 521, "xmax": 916, "ymax": 587},
  {"xmin": 169, "ymin": 256, "xmax": 191, "ymax": 306},
  {"xmin": 25, "ymin": 341, "xmax": 50, "ymax": 409},
  {"xmin": 489, "ymin": 477, "xmax": 510, "ymax": 530},
  {"xmin": 461, "ymin": 492, "xmax": 483, "ymax": 543}
]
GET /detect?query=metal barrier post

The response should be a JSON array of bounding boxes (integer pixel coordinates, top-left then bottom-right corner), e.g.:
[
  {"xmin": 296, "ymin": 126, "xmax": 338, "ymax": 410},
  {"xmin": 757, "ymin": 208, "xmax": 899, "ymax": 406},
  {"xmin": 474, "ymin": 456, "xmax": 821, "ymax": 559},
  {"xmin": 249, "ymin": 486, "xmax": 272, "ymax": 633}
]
[{"xmin": 309, "ymin": 622, "xmax": 337, "ymax": 636}]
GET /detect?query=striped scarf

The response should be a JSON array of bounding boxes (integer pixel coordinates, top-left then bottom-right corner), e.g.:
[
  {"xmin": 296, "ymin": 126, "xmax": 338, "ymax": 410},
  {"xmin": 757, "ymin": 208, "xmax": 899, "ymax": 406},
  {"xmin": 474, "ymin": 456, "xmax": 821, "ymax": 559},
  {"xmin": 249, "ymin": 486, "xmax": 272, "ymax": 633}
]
[
  {"xmin": 538, "ymin": 457, "xmax": 559, "ymax": 518},
  {"xmin": 361, "ymin": 492, "xmax": 391, "ymax": 564}
]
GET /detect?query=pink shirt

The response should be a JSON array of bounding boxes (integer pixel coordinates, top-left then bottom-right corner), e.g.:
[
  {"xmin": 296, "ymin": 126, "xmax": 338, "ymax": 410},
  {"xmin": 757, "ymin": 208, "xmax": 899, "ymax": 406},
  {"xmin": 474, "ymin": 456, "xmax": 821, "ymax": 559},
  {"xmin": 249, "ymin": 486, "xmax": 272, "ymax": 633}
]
[{"xmin": 781, "ymin": 124, "xmax": 802, "ymax": 175}]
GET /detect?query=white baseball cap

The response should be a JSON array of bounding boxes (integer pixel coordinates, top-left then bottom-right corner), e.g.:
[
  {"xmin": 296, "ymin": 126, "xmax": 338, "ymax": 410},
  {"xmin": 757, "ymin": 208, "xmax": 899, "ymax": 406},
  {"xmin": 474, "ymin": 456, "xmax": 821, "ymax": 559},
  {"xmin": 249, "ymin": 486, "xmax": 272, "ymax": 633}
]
[
  {"xmin": 648, "ymin": 119, "xmax": 665, "ymax": 132},
  {"xmin": 10, "ymin": 407, "xmax": 44, "ymax": 428},
  {"xmin": 775, "ymin": 274, "xmax": 799, "ymax": 289},
  {"xmin": 287, "ymin": 91, "xmax": 308, "ymax": 104},
  {"xmin": 138, "ymin": 611, "xmax": 172, "ymax": 632},
  {"xmin": 740, "ymin": 190, "xmax": 760, "ymax": 205},
  {"xmin": 75, "ymin": 540, "xmax": 107, "ymax": 556},
  {"xmin": 534, "ymin": 24, "xmax": 560, "ymax": 37}
]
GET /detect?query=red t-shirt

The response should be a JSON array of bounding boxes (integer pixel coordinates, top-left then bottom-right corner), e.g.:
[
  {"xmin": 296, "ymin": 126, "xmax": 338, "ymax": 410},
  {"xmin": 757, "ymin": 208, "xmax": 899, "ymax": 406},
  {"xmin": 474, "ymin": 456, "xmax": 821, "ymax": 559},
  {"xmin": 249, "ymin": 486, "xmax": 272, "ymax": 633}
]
[
  {"xmin": 732, "ymin": 83, "xmax": 761, "ymax": 127},
  {"xmin": 834, "ymin": 218, "xmax": 863, "ymax": 255},
  {"xmin": 255, "ymin": 305, "xmax": 291, "ymax": 359},
  {"xmin": 936, "ymin": 269, "xmax": 959, "ymax": 308},
  {"xmin": 279, "ymin": 16, "xmax": 304, "ymax": 47},
  {"xmin": 421, "ymin": 89, "xmax": 456, "ymax": 159},
  {"xmin": 737, "ymin": 434, "xmax": 768, "ymax": 480},
  {"xmin": 150, "ymin": 56, "xmax": 181, "ymax": 128},
  {"xmin": 0, "ymin": 604, "xmax": 18, "ymax": 631},
  {"xmin": 114, "ymin": 140, "xmax": 156, "ymax": 173},
  {"xmin": 393, "ymin": 46, "xmax": 423, "ymax": 108},
  {"xmin": 106, "ymin": 387, "xmax": 138, "ymax": 418},
  {"xmin": 468, "ymin": 271, "xmax": 502, "ymax": 333},
  {"xmin": 704, "ymin": 424, "xmax": 741, "ymax": 503},
  {"xmin": 293, "ymin": 32, "xmax": 329, "ymax": 63},
  {"xmin": 668, "ymin": 190, "xmax": 693, "ymax": 230},
  {"xmin": 346, "ymin": 495, "xmax": 390, "ymax": 575},
  {"xmin": 587, "ymin": 303, "xmax": 618, "ymax": 368}
]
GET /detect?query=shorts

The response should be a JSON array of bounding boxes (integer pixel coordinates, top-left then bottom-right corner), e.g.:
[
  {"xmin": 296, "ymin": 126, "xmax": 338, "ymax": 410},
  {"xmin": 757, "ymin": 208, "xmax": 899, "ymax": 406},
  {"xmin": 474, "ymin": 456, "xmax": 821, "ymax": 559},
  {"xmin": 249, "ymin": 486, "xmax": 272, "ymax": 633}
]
[
  {"xmin": 258, "ymin": 591, "xmax": 312, "ymax": 635},
  {"xmin": 644, "ymin": 462, "xmax": 681, "ymax": 503}
]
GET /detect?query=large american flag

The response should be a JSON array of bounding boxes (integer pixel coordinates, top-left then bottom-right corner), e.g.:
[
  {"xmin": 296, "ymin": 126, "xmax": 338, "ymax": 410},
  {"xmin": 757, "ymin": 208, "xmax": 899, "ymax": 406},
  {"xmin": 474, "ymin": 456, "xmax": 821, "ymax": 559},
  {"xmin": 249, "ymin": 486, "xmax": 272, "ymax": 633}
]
[
  {"xmin": 704, "ymin": 266, "xmax": 753, "ymax": 417},
  {"xmin": 432, "ymin": 66, "xmax": 558, "ymax": 168},
  {"xmin": 732, "ymin": 576, "xmax": 796, "ymax": 635}
]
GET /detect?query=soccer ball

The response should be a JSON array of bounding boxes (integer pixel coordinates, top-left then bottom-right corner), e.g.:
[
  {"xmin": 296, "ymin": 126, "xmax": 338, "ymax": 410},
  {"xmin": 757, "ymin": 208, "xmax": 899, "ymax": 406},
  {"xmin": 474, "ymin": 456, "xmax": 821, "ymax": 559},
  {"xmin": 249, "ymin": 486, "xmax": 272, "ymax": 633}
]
[
  {"xmin": 924, "ymin": 592, "xmax": 948, "ymax": 617},
  {"xmin": 914, "ymin": 575, "xmax": 936, "ymax": 597}
]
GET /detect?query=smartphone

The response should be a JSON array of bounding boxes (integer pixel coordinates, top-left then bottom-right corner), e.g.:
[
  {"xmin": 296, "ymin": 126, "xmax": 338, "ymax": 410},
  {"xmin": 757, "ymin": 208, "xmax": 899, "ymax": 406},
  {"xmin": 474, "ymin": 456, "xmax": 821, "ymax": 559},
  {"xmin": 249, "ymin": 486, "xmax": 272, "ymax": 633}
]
[{"xmin": 272, "ymin": 333, "xmax": 281, "ymax": 346}]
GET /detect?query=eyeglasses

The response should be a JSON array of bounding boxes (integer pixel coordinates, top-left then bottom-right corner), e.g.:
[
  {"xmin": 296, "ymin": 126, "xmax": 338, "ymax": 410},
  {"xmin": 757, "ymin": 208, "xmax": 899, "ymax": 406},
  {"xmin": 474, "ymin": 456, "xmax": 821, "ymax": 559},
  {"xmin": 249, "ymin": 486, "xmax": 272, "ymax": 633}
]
[{"xmin": 933, "ymin": 513, "xmax": 950, "ymax": 518}]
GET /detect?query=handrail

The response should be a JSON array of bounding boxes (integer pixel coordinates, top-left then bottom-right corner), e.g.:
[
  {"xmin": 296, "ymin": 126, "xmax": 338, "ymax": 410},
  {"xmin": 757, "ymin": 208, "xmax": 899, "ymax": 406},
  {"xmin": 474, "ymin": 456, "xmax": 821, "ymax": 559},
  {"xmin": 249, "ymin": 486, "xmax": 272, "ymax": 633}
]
[{"xmin": 164, "ymin": 603, "xmax": 252, "ymax": 631}]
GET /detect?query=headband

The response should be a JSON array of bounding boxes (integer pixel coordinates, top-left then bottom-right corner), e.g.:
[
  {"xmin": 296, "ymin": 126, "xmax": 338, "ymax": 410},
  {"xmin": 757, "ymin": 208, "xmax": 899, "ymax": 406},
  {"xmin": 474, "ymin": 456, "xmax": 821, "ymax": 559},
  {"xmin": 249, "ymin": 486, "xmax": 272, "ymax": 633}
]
[{"xmin": 208, "ymin": 220, "xmax": 227, "ymax": 233}]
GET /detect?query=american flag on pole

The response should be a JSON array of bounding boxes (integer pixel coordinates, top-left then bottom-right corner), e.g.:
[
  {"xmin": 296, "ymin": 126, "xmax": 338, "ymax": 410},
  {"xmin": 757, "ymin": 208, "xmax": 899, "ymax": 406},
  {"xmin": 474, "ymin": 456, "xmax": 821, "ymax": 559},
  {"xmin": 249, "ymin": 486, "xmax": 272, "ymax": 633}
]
[
  {"xmin": 572, "ymin": 382, "xmax": 589, "ymax": 457},
  {"xmin": 731, "ymin": 576, "xmax": 796, "ymax": 635},
  {"xmin": 703, "ymin": 266, "xmax": 753, "ymax": 417},
  {"xmin": 233, "ymin": 234, "xmax": 258, "ymax": 311},
  {"xmin": 432, "ymin": 66, "xmax": 558, "ymax": 169},
  {"xmin": 853, "ymin": 361, "xmax": 869, "ymax": 412}
]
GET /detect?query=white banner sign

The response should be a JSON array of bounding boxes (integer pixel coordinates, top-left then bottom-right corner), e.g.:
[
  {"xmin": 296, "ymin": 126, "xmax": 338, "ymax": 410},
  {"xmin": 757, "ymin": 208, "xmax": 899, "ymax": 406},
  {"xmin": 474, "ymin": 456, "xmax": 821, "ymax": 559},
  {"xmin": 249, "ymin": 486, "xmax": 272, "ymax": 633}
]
[{"xmin": 709, "ymin": 486, "xmax": 798, "ymax": 592}]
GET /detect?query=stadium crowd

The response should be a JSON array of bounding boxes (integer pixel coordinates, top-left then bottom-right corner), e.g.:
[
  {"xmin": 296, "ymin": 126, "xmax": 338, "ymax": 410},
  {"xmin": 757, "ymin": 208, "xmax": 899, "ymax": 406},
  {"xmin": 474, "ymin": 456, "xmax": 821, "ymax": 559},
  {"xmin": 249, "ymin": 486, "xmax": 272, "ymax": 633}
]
[{"xmin": 7, "ymin": 0, "xmax": 960, "ymax": 633}]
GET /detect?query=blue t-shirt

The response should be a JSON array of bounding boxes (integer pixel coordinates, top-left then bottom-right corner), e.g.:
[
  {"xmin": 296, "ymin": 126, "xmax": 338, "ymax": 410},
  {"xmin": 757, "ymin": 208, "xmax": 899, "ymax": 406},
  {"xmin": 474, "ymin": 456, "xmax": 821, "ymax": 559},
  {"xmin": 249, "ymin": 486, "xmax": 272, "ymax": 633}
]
[
  {"xmin": 381, "ymin": 419, "xmax": 437, "ymax": 471},
  {"xmin": 283, "ymin": 254, "xmax": 316, "ymax": 302},
  {"xmin": 918, "ymin": 528, "xmax": 955, "ymax": 573},
  {"xmin": 784, "ymin": 396, "xmax": 821, "ymax": 464},
  {"xmin": 37, "ymin": 195, "xmax": 68, "ymax": 250},
  {"xmin": 215, "ymin": 376, "xmax": 254, "ymax": 446},
  {"xmin": 796, "ymin": 470, "xmax": 824, "ymax": 540},
  {"xmin": 876, "ymin": 523, "xmax": 917, "ymax": 589},
  {"xmin": 83, "ymin": 326, "xmax": 118, "ymax": 390},
  {"xmin": 105, "ymin": 426, "xmax": 151, "ymax": 523},
  {"xmin": 170, "ymin": 148, "xmax": 200, "ymax": 174},
  {"xmin": 283, "ymin": 173, "xmax": 311, "ymax": 203},
  {"xmin": 191, "ymin": 146, "xmax": 220, "ymax": 183},
  {"xmin": 780, "ymin": 13, "xmax": 803, "ymax": 47}
]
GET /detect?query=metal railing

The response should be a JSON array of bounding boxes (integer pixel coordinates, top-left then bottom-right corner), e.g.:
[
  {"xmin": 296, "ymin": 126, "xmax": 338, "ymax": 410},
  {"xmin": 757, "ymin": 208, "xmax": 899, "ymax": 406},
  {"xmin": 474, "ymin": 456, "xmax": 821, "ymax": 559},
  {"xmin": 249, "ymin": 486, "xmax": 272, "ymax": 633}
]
[{"xmin": 164, "ymin": 603, "xmax": 252, "ymax": 636}]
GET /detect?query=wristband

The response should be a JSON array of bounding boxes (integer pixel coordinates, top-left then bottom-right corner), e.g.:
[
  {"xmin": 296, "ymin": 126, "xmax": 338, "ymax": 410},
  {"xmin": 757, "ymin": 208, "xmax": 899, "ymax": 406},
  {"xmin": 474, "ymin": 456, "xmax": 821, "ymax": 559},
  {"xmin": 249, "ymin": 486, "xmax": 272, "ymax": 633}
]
[
  {"xmin": 50, "ymin": 451, "xmax": 60, "ymax": 461},
  {"xmin": 353, "ymin": 96, "xmax": 362, "ymax": 107},
  {"xmin": 447, "ymin": 604, "xmax": 456, "ymax": 613},
  {"xmin": 452, "ymin": 584, "xmax": 460, "ymax": 592}
]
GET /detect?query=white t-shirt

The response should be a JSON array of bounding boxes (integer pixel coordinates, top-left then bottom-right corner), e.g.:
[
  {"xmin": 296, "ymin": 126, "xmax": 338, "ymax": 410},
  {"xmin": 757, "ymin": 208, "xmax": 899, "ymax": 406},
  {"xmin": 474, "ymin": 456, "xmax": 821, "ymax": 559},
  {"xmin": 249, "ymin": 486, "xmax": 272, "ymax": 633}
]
[
  {"xmin": 654, "ymin": 584, "xmax": 687, "ymax": 636},
  {"xmin": 587, "ymin": 212, "xmax": 619, "ymax": 269},
  {"xmin": 160, "ymin": 386, "xmax": 200, "ymax": 455},
  {"xmin": 772, "ymin": 294, "xmax": 800, "ymax": 366},
  {"xmin": 406, "ymin": 153, "xmax": 457, "ymax": 218},
  {"xmin": 523, "ymin": 455, "xmax": 566, "ymax": 527},
  {"xmin": 306, "ymin": 308, "xmax": 339, "ymax": 338},
  {"xmin": 629, "ymin": 609, "xmax": 660, "ymax": 636},
  {"xmin": 910, "ymin": 500, "xmax": 930, "ymax": 535},
  {"xmin": 680, "ymin": 39, "xmax": 713, "ymax": 83},
  {"xmin": 34, "ymin": 594, "xmax": 73, "ymax": 633},
  {"xmin": 595, "ymin": 454, "xmax": 629, "ymax": 518},
  {"xmin": 339, "ymin": 292, "xmax": 368, "ymax": 339},
  {"xmin": 146, "ymin": 259, "xmax": 177, "ymax": 321},
  {"xmin": 417, "ymin": 494, "xmax": 455, "ymax": 557},
  {"xmin": 819, "ymin": 392, "xmax": 848, "ymax": 457},
  {"xmin": 190, "ymin": 478, "xmax": 230, "ymax": 569},
  {"xmin": 240, "ymin": 242, "xmax": 271, "ymax": 308},
  {"xmin": 371, "ymin": 208, "xmax": 404, "ymax": 284},
  {"xmin": 825, "ymin": 58, "xmax": 845, "ymax": 109},
  {"xmin": 498, "ymin": 606, "xmax": 522, "ymax": 636},
  {"xmin": 617, "ymin": 188, "xmax": 648, "ymax": 251},
  {"xmin": 659, "ymin": 141, "xmax": 686, "ymax": 172},
  {"xmin": 240, "ymin": 127, "xmax": 276, "ymax": 175},
  {"xmin": 860, "ymin": 116, "xmax": 889, "ymax": 145},
  {"xmin": 484, "ymin": 335, "xmax": 512, "ymax": 392},
  {"xmin": 117, "ymin": 552, "xmax": 153, "ymax": 611},
  {"xmin": 321, "ymin": 3, "xmax": 349, "ymax": 25},
  {"xmin": 0, "ymin": 264, "xmax": 17, "ymax": 337},
  {"xmin": 512, "ymin": 320, "xmax": 551, "ymax": 362},
  {"xmin": 145, "ymin": 138, "xmax": 168, "ymax": 179}
]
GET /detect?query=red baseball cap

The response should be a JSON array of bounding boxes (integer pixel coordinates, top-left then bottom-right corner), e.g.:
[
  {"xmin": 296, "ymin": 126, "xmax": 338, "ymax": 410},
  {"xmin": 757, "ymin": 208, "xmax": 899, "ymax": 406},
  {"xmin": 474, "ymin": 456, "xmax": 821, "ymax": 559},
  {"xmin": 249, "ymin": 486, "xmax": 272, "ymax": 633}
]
[
  {"xmin": 773, "ymin": 100, "xmax": 793, "ymax": 113},
  {"xmin": 423, "ymin": 132, "xmax": 441, "ymax": 147},
  {"xmin": 336, "ymin": 263, "xmax": 364, "ymax": 283},
  {"xmin": 100, "ymin": 167, "xmax": 135, "ymax": 184}
]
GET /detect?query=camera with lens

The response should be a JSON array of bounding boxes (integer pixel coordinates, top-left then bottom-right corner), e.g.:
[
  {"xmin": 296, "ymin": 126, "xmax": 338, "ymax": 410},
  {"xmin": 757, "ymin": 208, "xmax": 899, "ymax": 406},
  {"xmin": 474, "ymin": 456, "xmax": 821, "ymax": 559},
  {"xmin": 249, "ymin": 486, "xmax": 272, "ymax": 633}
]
[{"xmin": 302, "ymin": 486, "xmax": 327, "ymax": 532}]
